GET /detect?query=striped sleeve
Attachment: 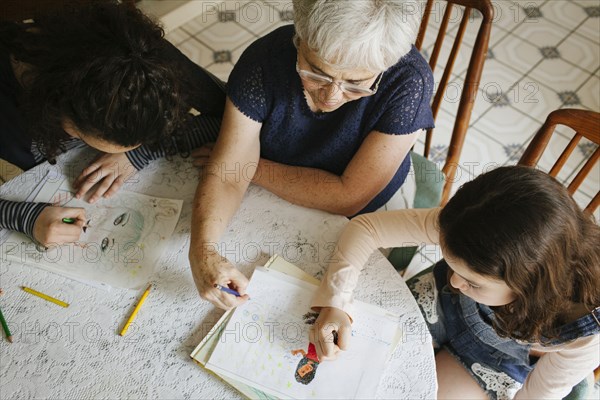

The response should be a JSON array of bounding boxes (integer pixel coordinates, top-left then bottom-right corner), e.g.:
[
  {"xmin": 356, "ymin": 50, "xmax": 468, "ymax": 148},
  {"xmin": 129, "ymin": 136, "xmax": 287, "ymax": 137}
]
[
  {"xmin": 125, "ymin": 114, "xmax": 221, "ymax": 170},
  {"xmin": 0, "ymin": 199, "xmax": 50, "ymax": 239}
]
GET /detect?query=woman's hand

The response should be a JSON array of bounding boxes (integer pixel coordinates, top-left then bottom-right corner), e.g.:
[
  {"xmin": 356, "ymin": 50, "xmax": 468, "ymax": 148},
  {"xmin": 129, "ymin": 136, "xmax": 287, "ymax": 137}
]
[
  {"xmin": 190, "ymin": 248, "xmax": 250, "ymax": 310},
  {"xmin": 33, "ymin": 206, "xmax": 86, "ymax": 247},
  {"xmin": 313, "ymin": 307, "xmax": 352, "ymax": 361},
  {"xmin": 74, "ymin": 153, "xmax": 137, "ymax": 203}
]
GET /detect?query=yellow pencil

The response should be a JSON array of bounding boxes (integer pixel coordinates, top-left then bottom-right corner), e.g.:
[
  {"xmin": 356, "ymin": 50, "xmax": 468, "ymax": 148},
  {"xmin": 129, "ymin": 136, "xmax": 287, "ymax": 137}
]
[
  {"xmin": 120, "ymin": 284, "xmax": 152, "ymax": 336},
  {"xmin": 22, "ymin": 286, "xmax": 69, "ymax": 308}
]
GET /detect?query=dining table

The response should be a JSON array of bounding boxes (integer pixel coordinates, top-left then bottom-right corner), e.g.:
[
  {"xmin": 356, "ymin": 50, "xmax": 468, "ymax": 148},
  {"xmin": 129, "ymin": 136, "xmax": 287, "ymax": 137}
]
[{"xmin": 0, "ymin": 147, "xmax": 436, "ymax": 399}]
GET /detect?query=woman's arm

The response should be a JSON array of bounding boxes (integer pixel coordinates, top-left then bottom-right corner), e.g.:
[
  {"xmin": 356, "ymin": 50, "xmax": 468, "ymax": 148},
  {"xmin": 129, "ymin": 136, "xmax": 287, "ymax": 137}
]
[
  {"xmin": 515, "ymin": 334, "xmax": 600, "ymax": 399},
  {"xmin": 252, "ymin": 129, "xmax": 422, "ymax": 217},
  {"xmin": 188, "ymin": 98, "xmax": 261, "ymax": 310}
]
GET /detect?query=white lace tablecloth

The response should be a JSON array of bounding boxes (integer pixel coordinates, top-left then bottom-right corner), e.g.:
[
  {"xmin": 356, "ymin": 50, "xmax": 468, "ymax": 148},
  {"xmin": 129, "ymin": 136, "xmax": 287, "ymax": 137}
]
[{"xmin": 0, "ymin": 148, "xmax": 436, "ymax": 399}]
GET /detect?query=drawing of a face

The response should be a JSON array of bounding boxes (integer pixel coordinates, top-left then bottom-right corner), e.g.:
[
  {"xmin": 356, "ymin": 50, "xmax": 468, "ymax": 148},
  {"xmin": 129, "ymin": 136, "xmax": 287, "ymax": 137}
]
[
  {"xmin": 294, "ymin": 357, "xmax": 318, "ymax": 384},
  {"xmin": 298, "ymin": 361, "xmax": 315, "ymax": 377},
  {"xmin": 81, "ymin": 206, "xmax": 145, "ymax": 264}
]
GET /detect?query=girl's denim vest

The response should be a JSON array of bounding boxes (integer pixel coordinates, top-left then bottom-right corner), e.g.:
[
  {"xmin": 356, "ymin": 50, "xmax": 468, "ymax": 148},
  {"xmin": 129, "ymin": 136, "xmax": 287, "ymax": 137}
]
[{"xmin": 431, "ymin": 259, "xmax": 600, "ymax": 383}]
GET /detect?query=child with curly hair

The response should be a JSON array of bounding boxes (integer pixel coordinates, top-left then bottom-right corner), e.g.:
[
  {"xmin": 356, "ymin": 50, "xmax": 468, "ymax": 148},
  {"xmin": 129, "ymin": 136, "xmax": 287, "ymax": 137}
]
[{"xmin": 0, "ymin": 1, "xmax": 225, "ymax": 247}]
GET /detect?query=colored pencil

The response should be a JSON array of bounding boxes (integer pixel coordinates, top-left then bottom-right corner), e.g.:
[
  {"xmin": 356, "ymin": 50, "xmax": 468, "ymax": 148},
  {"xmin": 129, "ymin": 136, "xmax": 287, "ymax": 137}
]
[
  {"xmin": 22, "ymin": 286, "xmax": 69, "ymax": 308},
  {"xmin": 0, "ymin": 306, "xmax": 12, "ymax": 343},
  {"xmin": 214, "ymin": 283, "xmax": 241, "ymax": 297},
  {"xmin": 120, "ymin": 284, "xmax": 152, "ymax": 336}
]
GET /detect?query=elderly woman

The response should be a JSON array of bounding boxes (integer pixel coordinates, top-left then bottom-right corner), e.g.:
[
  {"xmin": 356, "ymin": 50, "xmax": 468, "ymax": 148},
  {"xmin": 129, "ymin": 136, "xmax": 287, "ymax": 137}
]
[{"xmin": 190, "ymin": 0, "xmax": 434, "ymax": 309}]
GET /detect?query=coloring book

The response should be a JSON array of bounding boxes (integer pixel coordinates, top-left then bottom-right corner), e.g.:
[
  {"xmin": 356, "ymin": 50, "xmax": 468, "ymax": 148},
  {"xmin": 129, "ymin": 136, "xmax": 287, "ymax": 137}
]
[
  {"xmin": 191, "ymin": 255, "xmax": 402, "ymax": 399},
  {"xmin": 1, "ymin": 174, "xmax": 182, "ymax": 289}
]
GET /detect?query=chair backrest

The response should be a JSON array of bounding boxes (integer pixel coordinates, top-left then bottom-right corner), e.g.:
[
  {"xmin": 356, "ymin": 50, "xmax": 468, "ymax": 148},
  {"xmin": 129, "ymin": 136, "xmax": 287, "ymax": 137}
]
[
  {"xmin": 518, "ymin": 108, "xmax": 600, "ymax": 215},
  {"xmin": 415, "ymin": 0, "xmax": 494, "ymax": 204}
]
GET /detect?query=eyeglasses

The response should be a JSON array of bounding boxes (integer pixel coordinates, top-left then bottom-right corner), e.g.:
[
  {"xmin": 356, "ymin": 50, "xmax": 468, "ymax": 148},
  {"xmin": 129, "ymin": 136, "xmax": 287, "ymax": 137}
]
[{"xmin": 296, "ymin": 63, "xmax": 383, "ymax": 97}]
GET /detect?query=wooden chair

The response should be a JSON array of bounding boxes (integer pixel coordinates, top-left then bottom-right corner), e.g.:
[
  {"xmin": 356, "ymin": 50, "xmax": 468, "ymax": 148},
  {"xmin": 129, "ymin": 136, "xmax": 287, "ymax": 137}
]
[
  {"xmin": 518, "ymin": 108, "xmax": 600, "ymax": 215},
  {"xmin": 388, "ymin": 0, "xmax": 493, "ymax": 271},
  {"xmin": 414, "ymin": 0, "xmax": 494, "ymax": 205}
]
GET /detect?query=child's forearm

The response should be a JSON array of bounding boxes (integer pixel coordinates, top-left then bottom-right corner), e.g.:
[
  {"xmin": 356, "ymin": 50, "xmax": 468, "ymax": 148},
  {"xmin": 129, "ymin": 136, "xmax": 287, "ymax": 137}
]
[{"xmin": 311, "ymin": 208, "xmax": 442, "ymax": 319}]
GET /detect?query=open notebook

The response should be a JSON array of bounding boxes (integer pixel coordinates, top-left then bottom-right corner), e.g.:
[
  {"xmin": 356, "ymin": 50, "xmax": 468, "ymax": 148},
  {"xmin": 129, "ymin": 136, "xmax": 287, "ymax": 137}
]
[{"xmin": 191, "ymin": 255, "xmax": 403, "ymax": 400}]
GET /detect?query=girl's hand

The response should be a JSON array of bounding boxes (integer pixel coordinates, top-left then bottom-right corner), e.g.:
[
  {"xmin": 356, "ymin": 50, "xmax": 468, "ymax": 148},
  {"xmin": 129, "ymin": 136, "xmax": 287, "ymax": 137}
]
[
  {"xmin": 191, "ymin": 143, "xmax": 215, "ymax": 168},
  {"xmin": 313, "ymin": 307, "xmax": 352, "ymax": 361},
  {"xmin": 33, "ymin": 206, "xmax": 86, "ymax": 247},
  {"xmin": 74, "ymin": 153, "xmax": 137, "ymax": 203}
]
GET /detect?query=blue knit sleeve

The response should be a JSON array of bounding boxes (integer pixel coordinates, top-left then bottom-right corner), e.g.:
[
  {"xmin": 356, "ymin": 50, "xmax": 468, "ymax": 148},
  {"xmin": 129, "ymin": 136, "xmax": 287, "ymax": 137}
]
[
  {"xmin": 226, "ymin": 40, "xmax": 269, "ymax": 123},
  {"xmin": 374, "ymin": 49, "xmax": 435, "ymax": 135}
]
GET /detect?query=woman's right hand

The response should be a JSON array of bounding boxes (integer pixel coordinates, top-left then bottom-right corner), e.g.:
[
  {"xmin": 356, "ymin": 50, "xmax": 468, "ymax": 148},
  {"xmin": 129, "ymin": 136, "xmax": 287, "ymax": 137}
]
[
  {"xmin": 313, "ymin": 307, "xmax": 352, "ymax": 361},
  {"xmin": 32, "ymin": 206, "xmax": 87, "ymax": 247},
  {"xmin": 190, "ymin": 249, "xmax": 250, "ymax": 310}
]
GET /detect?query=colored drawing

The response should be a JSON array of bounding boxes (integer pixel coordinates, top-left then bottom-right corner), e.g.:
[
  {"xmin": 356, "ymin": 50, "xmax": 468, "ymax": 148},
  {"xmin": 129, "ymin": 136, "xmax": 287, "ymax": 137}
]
[{"xmin": 205, "ymin": 268, "xmax": 401, "ymax": 399}]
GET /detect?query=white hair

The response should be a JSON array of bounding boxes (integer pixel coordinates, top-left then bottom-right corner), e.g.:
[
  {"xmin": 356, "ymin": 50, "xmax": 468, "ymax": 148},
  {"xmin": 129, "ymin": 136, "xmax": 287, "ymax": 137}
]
[{"xmin": 292, "ymin": 0, "xmax": 421, "ymax": 72}]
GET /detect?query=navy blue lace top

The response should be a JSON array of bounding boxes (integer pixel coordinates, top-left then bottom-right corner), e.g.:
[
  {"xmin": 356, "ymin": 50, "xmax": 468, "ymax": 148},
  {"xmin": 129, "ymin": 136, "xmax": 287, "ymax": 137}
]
[{"xmin": 227, "ymin": 25, "xmax": 435, "ymax": 214}]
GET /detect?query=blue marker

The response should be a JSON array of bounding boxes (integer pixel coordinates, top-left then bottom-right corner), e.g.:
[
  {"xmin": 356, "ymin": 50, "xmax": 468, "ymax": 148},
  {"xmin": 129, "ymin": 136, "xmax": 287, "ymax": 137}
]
[{"xmin": 214, "ymin": 283, "xmax": 241, "ymax": 297}]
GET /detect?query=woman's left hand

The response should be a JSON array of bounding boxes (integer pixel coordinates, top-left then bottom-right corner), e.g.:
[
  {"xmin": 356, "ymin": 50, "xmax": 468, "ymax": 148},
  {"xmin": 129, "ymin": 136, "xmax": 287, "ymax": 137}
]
[{"xmin": 74, "ymin": 153, "xmax": 138, "ymax": 203}]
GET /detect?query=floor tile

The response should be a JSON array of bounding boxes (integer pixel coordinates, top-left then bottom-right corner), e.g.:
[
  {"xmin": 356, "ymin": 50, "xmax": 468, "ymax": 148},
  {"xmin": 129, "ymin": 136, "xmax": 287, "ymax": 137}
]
[
  {"xmin": 558, "ymin": 33, "xmax": 600, "ymax": 74},
  {"xmin": 165, "ymin": 27, "xmax": 191, "ymax": 47},
  {"xmin": 491, "ymin": 33, "xmax": 544, "ymax": 76},
  {"xmin": 490, "ymin": 1, "xmax": 527, "ymax": 31},
  {"xmin": 577, "ymin": 75, "xmax": 600, "ymax": 110},
  {"xmin": 512, "ymin": 17, "xmax": 572, "ymax": 48},
  {"xmin": 574, "ymin": 15, "xmax": 600, "ymax": 44},
  {"xmin": 197, "ymin": 20, "xmax": 257, "ymax": 56},
  {"xmin": 540, "ymin": 0, "xmax": 590, "ymax": 31},
  {"xmin": 445, "ymin": 7, "xmax": 510, "ymax": 48},
  {"xmin": 177, "ymin": 37, "xmax": 216, "ymax": 70},
  {"xmin": 528, "ymin": 58, "xmax": 591, "ymax": 98},
  {"xmin": 508, "ymin": 77, "xmax": 565, "ymax": 123},
  {"xmin": 233, "ymin": 2, "xmax": 284, "ymax": 36},
  {"xmin": 431, "ymin": 75, "xmax": 490, "ymax": 126},
  {"xmin": 180, "ymin": 4, "xmax": 219, "ymax": 35},
  {"xmin": 477, "ymin": 58, "xmax": 526, "ymax": 106},
  {"xmin": 470, "ymin": 106, "xmax": 539, "ymax": 158},
  {"xmin": 425, "ymin": 34, "xmax": 477, "ymax": 79}
]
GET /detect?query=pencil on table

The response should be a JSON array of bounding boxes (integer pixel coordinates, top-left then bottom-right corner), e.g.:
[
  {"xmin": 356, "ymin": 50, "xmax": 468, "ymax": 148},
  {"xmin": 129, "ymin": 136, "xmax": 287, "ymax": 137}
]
[
  {"xmin": 22, "ymin": 286, "xmax": 69, "ymax": 308},
  {"xmin": 120, "ymin": 284, "xmax": 152, "ymax": 336},
  {"xmin": 0, "ymin": 305, "xmax": 12, "ymax": 343}
]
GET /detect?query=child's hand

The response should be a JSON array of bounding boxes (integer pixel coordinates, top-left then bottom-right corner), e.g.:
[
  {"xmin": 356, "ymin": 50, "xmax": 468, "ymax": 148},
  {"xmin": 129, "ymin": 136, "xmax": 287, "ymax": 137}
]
[
  {"xmin": 33, "ymin": 206, "xmax": 86, "ymax": 247},
  {"xmin": 313, "ymin": 307, "xmax": 352, "ymax": 361},
  {"xmin": 74, "ymin": 153, "xmax": 138, "ymax": 203}
]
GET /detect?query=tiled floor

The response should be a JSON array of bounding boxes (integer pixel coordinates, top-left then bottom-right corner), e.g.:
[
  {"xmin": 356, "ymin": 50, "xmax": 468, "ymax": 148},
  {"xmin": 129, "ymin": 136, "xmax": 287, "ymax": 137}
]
[
  {"xmin": 165, "ymin": 1, "xmax": 599, "ymax": 394},
  {"xmin": 166, "ymin": 0, "xmax": 599, "ymax": 262}
]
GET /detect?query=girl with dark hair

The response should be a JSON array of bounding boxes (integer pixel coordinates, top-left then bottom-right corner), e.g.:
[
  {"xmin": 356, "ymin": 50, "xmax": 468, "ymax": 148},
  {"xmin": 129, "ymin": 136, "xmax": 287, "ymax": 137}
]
[
  {"xmin": 0, "ymin": 1, "xmax": 225, "ymax": 247},
  {"xmin": 311, "ymin": 166, "xmax": 600, "ymax": 399}
]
